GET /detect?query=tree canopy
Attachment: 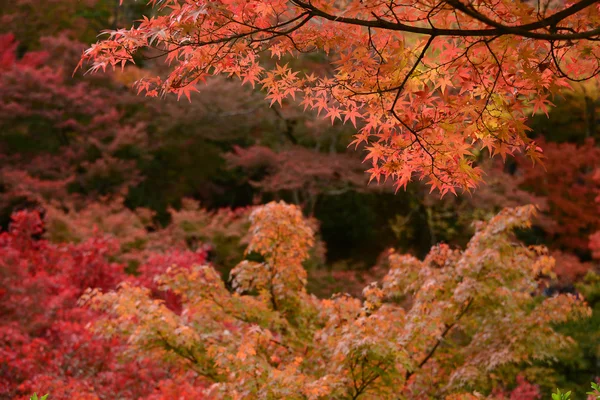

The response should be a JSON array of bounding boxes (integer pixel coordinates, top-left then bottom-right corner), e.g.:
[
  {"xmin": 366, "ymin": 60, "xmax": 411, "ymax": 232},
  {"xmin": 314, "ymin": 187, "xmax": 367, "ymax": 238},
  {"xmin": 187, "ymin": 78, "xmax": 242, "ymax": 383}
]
[
  {"xmin": 83, "ymin": 202, "xmax": 590, "ymax": 399},
  {"xmin": 81, "ymin": 0, "xmax": 600, "ymax": 194}
]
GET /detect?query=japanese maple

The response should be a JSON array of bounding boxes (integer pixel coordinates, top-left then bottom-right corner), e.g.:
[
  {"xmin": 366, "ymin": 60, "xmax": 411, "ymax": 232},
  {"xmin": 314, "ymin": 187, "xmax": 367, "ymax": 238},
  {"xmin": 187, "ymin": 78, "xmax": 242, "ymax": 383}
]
[
  {"xmin": 0, "ymin": 210, "xmax": 209, "ymax": 399},
  {"xmin": 589, "ymin": 168, "xmax": 600, "ymax": 261},
  {"xmin": 84, "ymin": 201, "xmax": 590, "ymax": 399},
  {"xmin": 40, "ymin": 196, "xmax": 252, "ymax": 274},
  {"xmin": 81, "ymin": 0, "xmax": 600, "ymax": 194}
]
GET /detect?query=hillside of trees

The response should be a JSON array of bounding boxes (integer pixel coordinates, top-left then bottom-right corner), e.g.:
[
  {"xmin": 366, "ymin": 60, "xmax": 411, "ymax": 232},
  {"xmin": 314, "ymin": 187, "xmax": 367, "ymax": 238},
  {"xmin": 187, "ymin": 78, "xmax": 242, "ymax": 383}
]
[{"xmin": 1, "ymin": 0, "xmax": 600, "ymax": 398}]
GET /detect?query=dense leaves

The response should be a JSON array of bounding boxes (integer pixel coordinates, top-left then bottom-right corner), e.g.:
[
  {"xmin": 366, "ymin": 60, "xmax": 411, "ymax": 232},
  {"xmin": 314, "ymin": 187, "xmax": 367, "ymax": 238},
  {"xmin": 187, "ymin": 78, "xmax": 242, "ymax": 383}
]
[
  {"xmin": 517, "ymin": 138, "xmax": 600, "ymax": 255},
  {"xmin": 1, "ymin": 0, "xmax": 600, "ymax": 398},
  {"xmin": 84, "ymin": 202, "xmax": 589, "ymax": 399},
  {"xmin": 0, "ymin": 32, "xmax": 147, "ymax": 220},
  {"xmin": 81, "ymin": 0, "xmax": 600, "ymax": 194},
  {"xmin": 0, "ymin": 210, "xmax": 207, "ymax": 399},
  {"xmin": 226, "ymin": 145, "xmax": 372, "ymax": 213}
]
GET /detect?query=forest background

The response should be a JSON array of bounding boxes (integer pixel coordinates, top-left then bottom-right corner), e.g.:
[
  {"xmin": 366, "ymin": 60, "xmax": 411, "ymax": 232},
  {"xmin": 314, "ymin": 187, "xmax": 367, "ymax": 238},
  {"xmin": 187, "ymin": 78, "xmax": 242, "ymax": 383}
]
[{"xmin": 1, "ymin": 0, "xmax": 600, "ymax": 399}]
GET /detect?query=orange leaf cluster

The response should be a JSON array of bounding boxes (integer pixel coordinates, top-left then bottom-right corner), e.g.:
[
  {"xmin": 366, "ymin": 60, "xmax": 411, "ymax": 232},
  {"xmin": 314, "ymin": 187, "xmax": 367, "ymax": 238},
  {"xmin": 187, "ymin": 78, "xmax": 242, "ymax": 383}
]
[{"xmin": 84, "ymin": 202, "xmax": 590, "ymax": 399}]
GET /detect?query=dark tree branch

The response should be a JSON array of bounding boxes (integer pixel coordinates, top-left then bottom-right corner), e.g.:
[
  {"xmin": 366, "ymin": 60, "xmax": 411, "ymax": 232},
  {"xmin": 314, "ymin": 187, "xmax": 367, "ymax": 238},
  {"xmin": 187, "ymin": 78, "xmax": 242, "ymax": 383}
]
[
  {"xmin": 290, "ymin": 0, "xmax": 600, "ymax": 40},
  {"xmin": 405, "ymin": 298, "xmax": 474, "ymax": 381}
]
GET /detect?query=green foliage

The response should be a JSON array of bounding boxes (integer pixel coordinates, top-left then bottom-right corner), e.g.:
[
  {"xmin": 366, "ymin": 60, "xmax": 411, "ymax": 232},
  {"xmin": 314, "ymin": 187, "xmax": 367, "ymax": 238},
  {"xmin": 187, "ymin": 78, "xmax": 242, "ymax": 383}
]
[
  {"xmin": 552, "ymin": 389, "xmax": 572, "ymax": 400},
  {"xmin": 589, "ymin": 382, "xmax": 600, "ymax": 398},
  {"xmin": 551, "ymin": 382, "xmax": 600, "ymax": 400},
  {"xmin": 548, "ymin": 272, "xmax": 600, "ymax": 396}
]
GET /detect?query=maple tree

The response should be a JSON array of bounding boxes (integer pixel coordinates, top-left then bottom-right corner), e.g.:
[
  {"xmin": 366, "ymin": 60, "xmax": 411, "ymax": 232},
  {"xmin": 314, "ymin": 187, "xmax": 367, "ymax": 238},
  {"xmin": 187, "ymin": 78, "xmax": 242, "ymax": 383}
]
[
  {"xmin": 528, "ymin": 78, "xmax": 600, "ymax": 143},
  {"xmin": 83, "ymin": 201, "xmax": 590, "ymax": 399},
  {"xmin": 2, "ymin": 0, "xmax": 600, "ymax": 396},
  {"xmin": 589, "ymin": 168, "xmax": 600, "ymax": 262},
  {"xmin": 0, "ymin": 210, "xmax": 209, "ymax": 399},
  {"xmin": 37, "ymin": 195, "xmax": 254, "ymax": 278},
  {"xmin": 0, "ymin": 0, "xmax": 149, "ymax": 48},
  {"xmin": 0, "ymin": 31, "xmax": 257, "ymax": 224},
  {"xmin": 545, "ymin": 270, "xmax": 600, "ymax": 398},
  {"xmin": 81, "ymin": 0, "xmax": 600, "ymax": 194},
  {"xmin": 0, "ymin": 32, "xmax": 149, "ymax": 224}
]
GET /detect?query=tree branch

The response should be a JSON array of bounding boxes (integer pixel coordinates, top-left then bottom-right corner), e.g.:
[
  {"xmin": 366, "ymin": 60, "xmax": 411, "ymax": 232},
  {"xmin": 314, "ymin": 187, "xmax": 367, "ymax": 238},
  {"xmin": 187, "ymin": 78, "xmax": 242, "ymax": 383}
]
[
  {"xmin": 290, "ymin": 0, "xmax": 600, "ymax": 40},
  {"xmin": 405, "ymin": 298, "xmax": 474, "ymax": 381}
]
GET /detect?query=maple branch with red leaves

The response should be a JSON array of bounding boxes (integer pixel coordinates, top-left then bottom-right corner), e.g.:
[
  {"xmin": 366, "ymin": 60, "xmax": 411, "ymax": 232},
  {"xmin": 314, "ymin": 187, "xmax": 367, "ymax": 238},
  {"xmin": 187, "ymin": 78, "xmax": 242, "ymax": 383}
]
[{"xmin": 81, "ymin": 0, "xmax": 600, "ymax": 194}]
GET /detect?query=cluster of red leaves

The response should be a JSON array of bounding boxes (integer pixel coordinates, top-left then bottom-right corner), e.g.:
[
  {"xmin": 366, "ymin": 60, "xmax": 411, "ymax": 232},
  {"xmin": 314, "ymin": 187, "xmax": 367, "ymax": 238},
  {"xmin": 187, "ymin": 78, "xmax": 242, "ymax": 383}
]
[
  {"xmin": 0, "ymin": 33, "xmax": 47, "ymax": 70},
  {"xmin": 0, "ymin": 33, "xmax": 147, "ymax": 215},
  {"xmin": 492, "ymin": 375, "xmax": 542, "ymax": 400},
  {"xmin": 589, "ymin": 168, "xmax": 600, "ymax": 261},
  {"xmin": 133, "ymin": 250, "xmax": 210, "ymax": 313},
  {"xmin": 551, "ymin": 251, "xmax": 594, "ymax": 287},
  {"xmin": 590, "ymin": 230, "xmax": 600, "ymax": 260},
  {"xmin": 0, "ymin": 210, "xmax": 209, "ymax": 399},
  {"xmin": 517, "ymin": 138, "xmax": 600, "ymax": 254}
]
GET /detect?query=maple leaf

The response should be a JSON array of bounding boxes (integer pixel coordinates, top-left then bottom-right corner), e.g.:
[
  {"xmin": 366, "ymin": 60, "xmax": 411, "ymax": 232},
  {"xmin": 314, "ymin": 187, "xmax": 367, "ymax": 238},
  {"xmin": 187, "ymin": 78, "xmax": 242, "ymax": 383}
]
[
  {"xmin": 530, "ymin": 94, "xmax": 555, "ymax": 117},
  {"xmin": 435, "ymin": 75, "xmax": 453, "ymax": 94},
  {"xmin": 266, "ymin": 89, "xmax": 285, "ymax": 106},
  {"xmin": 325, "ymin": 106, "xmax": 342, "ymax": 124},
  {"xmin": 176, "ymin": 83, "xmax": 200, "ymax": 102},
  {"xmin": 76, "ymin": 202, "xmax": 589, "ymax": 399},
  {"xmin": 314, "ymin": 97, "xmax": 328, "ymax": 116},
  {"xmin": 343, "ymin": 107, "xmax": 362, "ymax": 127}
]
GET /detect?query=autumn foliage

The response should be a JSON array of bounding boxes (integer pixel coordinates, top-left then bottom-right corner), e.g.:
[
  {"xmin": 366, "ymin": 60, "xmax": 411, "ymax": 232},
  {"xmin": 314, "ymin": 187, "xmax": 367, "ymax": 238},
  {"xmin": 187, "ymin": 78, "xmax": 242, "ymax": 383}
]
[
  {"xmin": 3, "ymin": 0, "xmax": 600, "ymax": 398},
  {"xmin": 81, "ymin": 0, "xmax": 600, "ymax": 194},
  {"xmin": 0, "ymin": 210, "xmax": 209, "ymax": 399},
  {"xmin": 81, "ymin": 202, "xmax": 589, "ymax": 399},
  {"xmin": 517, "ymin": 138, "xmax": 600, "ymax": 254},
  {"xmin": 0, "ymin": 31, "xmax": 148, "ymax": 222},
  {"xmin": 226, "ymin": 145, "xmax": 370, "ymax": 213}
]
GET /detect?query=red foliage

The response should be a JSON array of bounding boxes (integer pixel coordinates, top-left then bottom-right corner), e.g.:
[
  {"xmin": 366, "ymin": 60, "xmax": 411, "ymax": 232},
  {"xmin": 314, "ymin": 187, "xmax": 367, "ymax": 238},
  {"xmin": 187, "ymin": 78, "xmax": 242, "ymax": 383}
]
[
  {"xmin": 590, "ymin": 230, "xmax": 600, "ymax": 260},
  {"xmin": 133, "ymin": 250, "xmax": 210, "ymax": 313},
  {"xmin": 0, "ymin": 210, "xmax": 207, "ymax": 399},
  {"xmin": 590, "ymin": 168, "xmax": 600, "ymax": 261},
  {"xmin": 552, "ymin": 250, "xmax": 594, "ymax": 287},
  {"xmin": 227, "ymin": 145, "xmax": 368, "ymax": 193},
  {"xmin": 0, "ymin": 33, "xmax": 48, "ymax": 71},
  {"xmin": 508, "ymin": 375, "xmax": 542, "ymax": 400},
  {"xmin": 518, "ymin": 138, "xmax": 600, "ymax": 254},
  {"xmin": 0, "ymin": 33, "xmax": 147, "ymax": 217},
  {"xmin": 226, "ymin": 144, "xmax": 381, "ymax": 213},
  {"xmin": 80, "ymin": 0, "xmax": 600, "ymax": 194},
  {"xmin": 492, "ymin": 375, "xmax": 542, "ymax": 400}
]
